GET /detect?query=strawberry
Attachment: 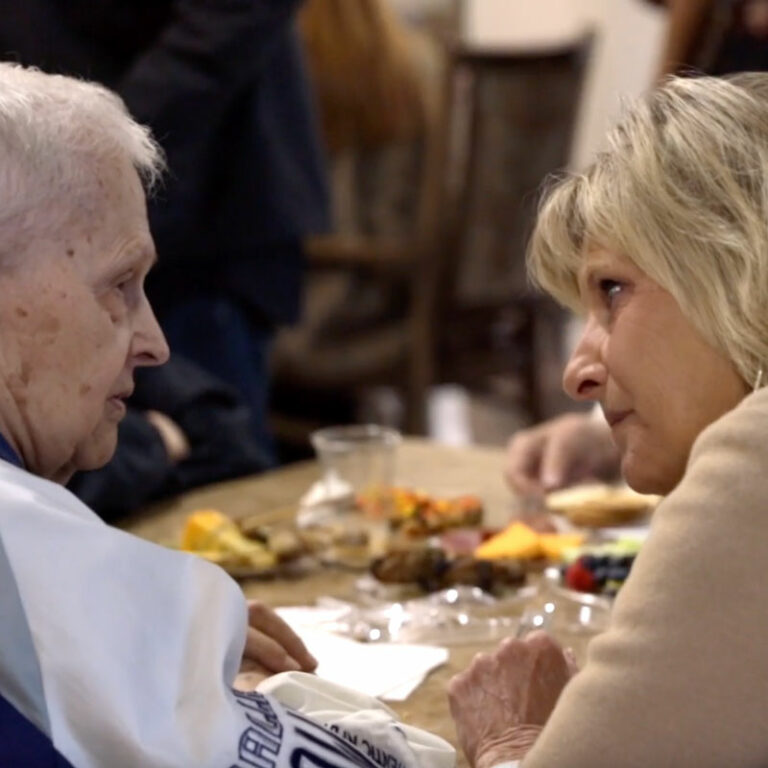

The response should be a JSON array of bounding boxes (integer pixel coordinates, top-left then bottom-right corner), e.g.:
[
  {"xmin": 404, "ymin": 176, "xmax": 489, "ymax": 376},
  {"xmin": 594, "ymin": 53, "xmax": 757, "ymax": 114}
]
[{"xmin": 564, "ymin": 557, "xmax": 598, "ymax": 592}]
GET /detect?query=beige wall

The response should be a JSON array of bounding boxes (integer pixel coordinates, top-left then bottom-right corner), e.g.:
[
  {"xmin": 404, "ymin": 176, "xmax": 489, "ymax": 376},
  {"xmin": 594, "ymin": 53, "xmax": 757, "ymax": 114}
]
[{"xmin": 462, "ymin": 0, "xmax": 667, "ymax": 167}]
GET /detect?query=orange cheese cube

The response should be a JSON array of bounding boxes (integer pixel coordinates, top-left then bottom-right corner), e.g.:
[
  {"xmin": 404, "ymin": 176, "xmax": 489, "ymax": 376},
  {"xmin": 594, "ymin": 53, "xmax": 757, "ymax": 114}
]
[{"xmin": 181, "ymin": 509, "xmax": 235, "ymax": 552}]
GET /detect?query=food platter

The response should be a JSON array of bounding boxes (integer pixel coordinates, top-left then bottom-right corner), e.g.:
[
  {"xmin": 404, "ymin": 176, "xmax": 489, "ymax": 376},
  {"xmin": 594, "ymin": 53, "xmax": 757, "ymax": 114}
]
[{"xmin": 173, "ymin": 482, "xmax": 657, "ymax": 598}]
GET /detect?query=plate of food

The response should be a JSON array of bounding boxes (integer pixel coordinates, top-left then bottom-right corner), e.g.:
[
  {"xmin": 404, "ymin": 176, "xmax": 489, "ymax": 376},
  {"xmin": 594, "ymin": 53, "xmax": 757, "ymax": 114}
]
[
  {"xmin": 369, "ymin": 545, "xmax": 527, "ymax": 594},
  {"xmin": 179, "ymin": 509, "xmax": 310, "ymax": 579},
  {"xmin": 356, "ymin": 487, "xmax": 484, "ymax": 536},
  {"xmin": 296, "ymin": 487, "xmax": 488, "ymax": 569},
  {"xmin": 544, "ymin": 483, "xmax": 660, "ymax": 528}
]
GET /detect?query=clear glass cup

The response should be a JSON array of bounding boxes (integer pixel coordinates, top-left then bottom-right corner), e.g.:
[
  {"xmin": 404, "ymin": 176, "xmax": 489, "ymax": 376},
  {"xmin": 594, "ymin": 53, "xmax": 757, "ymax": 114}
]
[
  {"xmin": 310, "ymin": 424, "xmax": 401, "ymax": 513},
  {"xmin": 516, "ymin": 567, "xmax": 612, "ymax": 664}
]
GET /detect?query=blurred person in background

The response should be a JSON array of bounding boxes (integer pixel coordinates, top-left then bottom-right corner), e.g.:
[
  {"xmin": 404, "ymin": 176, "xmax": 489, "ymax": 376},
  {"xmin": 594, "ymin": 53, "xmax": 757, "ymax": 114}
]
[
  {"xmin": 299, "ymin": 0, "xmax": 441, "ymax": 237},
  {"xmin": 656, "ymin": 0, "xmax": 768, "ymax": 76},
  {"xmin": 67, "ymin": 355, "xmax": 270, "ymax": 520},
  {"xmin": 270, "ymin": 0, "xmax": 444, "ymax": 429},
  {"xmin": 504, "ymin": 411, "xmax": 618, "ymax": 496},
  {"xmin": 0, "ymin": 0, "xmax": 330, "ymax": 464}
]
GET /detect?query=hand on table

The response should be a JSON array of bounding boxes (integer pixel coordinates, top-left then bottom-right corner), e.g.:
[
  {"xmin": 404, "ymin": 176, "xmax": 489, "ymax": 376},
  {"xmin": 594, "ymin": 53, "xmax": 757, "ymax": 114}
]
[
  {"xmin": 448, "ymin": 631, "xmax": 577, "ymax": 768},
  {"xmin": 505, "ymin": 413, "xmax": 619, "ymax": 497},
  {"xmin": 242, "ymin": 600, "xmax": 318, "ymax": 676}
]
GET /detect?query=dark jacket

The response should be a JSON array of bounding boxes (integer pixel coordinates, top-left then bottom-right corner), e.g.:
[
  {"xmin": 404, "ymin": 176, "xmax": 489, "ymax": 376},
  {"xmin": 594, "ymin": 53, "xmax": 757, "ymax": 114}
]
[
  {"xmin": 68, "ymin": 356, "xmax": 269, "ymax": 520},
  {"xmin": 0, "ymin": 0, "xmax": 330, "ymax": 324}
]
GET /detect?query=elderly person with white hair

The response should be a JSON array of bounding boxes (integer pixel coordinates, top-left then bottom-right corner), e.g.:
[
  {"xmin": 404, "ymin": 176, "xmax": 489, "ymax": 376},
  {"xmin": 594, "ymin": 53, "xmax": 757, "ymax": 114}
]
[
  {"xmin": 449, "ymin": 72, "xmax": 768, "ymax": 767},
  {"xmin": 0, "ymin": 64, "xmax": 453, "ymax": 768}
]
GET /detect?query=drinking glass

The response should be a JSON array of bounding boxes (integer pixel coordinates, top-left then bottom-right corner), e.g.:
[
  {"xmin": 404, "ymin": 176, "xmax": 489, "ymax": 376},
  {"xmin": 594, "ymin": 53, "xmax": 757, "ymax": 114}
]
[{"xmin": 310, "ymin": 424, "xmax": 401, "ymax": 513}]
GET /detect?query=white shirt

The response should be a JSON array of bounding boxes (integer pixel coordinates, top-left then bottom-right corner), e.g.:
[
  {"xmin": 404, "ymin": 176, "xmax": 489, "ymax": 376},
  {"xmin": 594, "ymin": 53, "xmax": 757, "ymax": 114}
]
[{"xmin": 0, "ymin": 459, "xmax": 453, "ymax": 768}]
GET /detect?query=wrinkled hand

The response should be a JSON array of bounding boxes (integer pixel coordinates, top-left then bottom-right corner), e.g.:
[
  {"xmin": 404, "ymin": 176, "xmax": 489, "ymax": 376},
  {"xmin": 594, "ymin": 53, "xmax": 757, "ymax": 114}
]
[
  {"xmin": 242, "ymin": 600, "xmax": 318, "ymax": 676},
  {"xmin": 505, "ymin": 413, "xmax": 619, "ymax": 497},
  {"xmin": 448, "ymin": 632, "xmax": 576, "ymax": 768}
]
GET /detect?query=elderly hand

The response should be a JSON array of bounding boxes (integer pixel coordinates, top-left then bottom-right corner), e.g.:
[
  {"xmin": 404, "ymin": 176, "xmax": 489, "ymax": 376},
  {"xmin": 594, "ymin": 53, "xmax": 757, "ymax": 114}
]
[
  {"xmin": 505, "ymin": 413, "xmax": 619, "ymax": 497},
  {"xmin": 448, "ymin": 632, "xmax": 576, "ymax": 768},
  {"xmin": 243, "ymin": 600, "xmax": 318, "ymax": 675}
]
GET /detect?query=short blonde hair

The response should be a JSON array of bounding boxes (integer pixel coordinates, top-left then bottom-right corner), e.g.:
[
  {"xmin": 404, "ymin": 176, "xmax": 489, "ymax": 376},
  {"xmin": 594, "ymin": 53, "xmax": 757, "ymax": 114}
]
[
  {"xmin": 528, "ymin": 73, "xmax": 768, "ymax": 386},
  {"xmin": 0, "ymin": 63, "xmax": 164, "ymax": 256}
]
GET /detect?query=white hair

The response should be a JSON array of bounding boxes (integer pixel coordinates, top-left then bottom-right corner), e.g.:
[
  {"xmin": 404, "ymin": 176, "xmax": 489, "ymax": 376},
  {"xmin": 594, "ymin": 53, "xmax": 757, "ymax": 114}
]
[{"xmin": 0, "ymin": 62, "xmax": 165, "ymax": 257}]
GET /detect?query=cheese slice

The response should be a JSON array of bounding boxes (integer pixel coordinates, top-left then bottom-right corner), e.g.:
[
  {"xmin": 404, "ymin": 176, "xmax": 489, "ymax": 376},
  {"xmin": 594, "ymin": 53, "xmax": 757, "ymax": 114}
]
[
  {"xmin": 474, "ymin": 522, "xmax": 585, "ymax": 561},
  {"xmin": 539, "ymin": 532, "xmax": 585, "ymax": 560},
  {"xmin": 181, "ymin": 509, "xmax": 276, "ymax": 569},
  {"xmin": 474, "ymin": 521, "xmax": 542, "ymax": 560}
]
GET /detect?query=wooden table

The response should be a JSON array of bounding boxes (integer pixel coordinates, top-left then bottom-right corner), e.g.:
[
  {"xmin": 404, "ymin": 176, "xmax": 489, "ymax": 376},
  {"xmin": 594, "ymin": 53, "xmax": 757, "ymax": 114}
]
[{"xmin": 122, "ymin": 439, "xmax": 547, "ymax": 763}]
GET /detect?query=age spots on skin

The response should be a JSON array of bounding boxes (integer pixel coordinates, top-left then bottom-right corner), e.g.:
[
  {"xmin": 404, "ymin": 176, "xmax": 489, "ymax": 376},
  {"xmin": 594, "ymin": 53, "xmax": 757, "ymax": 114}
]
[
  {"xmin": 37, "ymin": 314, "xmax": 61, "ymax": 336},
  {"xmin": 15, "ymin": 307, "xmax": 28, "ymax": 318},
  {"xmin": 66, "ymin": 248, "xmax": 75, "ymax": 258},
  {"xmin": 79, "ymin": 383, "xmax": 92, "ymax": 396}
]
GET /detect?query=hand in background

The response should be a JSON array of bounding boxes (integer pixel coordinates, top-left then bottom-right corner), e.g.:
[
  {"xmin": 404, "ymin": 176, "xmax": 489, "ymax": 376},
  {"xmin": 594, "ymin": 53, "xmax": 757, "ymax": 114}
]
[
  {"xmin": 505, "ymin": 412, "xmax": 619, "ymax": 497},
  {"xmin": 242, "ymin": 600, "xmax": 318, "ymax": 676},
  {"xmin": 448, "ymin": 632, "xmax": 576, "ymax": 768},
  {"xmin": 144, "ymin": 409, "xmax": 190, "ymax": 464}
]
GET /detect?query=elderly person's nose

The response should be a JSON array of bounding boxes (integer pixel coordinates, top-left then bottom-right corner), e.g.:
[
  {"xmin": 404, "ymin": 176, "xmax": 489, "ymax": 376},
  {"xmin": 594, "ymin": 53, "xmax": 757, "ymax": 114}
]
[
  {"xmin": 563, "ymin": 317, "xmax": 606, "ymax": 402},
  {"xmin": 133, "ymin": 302, "xmax": 170, "ymax": 366}
]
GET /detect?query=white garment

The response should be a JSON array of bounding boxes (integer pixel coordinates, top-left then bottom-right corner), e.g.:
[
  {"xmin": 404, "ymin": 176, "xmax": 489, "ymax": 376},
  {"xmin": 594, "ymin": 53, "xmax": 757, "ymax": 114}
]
[
  {"xmin": 0, "ymin": 460, "xmax": 454, "ymax": 768},
  {"xmin": 259, "ymin": 672, "xmax": 455, "ymax": 768}
]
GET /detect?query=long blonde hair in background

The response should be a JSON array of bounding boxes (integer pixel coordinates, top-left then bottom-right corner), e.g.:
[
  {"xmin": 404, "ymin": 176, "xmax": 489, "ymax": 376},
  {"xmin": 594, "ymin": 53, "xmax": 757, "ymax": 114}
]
[{"xmin": 298, "ymin": 0, "xmax": 429, "ymax": 153}]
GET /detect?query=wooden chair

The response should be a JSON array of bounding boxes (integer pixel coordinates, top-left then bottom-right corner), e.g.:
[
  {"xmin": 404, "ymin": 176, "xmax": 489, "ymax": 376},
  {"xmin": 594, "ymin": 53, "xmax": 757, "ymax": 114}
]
[
  {"xmin": 431, "ymin": 33, "xmax": 595, "ymax": 422},
  {"xmin": 269, "ymin": 73, "xmax": 447, "ymax": 450},
  {"xmin": 270, "ymin": 32, "xmax": 594, "ymax": 455}
]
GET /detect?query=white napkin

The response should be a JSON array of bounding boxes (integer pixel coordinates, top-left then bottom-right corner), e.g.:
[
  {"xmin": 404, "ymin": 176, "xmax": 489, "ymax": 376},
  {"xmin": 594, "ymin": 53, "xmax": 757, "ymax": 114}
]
[{"xmin": 277, "ymin": 607, "xmax": 449, "ymax": 701}]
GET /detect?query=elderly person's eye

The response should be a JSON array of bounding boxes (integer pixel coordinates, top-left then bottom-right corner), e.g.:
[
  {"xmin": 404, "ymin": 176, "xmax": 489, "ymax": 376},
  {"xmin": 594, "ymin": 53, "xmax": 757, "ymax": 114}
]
[{"xmin": 114, "ymin": 273, "xmax": 138, "ymax": 297}]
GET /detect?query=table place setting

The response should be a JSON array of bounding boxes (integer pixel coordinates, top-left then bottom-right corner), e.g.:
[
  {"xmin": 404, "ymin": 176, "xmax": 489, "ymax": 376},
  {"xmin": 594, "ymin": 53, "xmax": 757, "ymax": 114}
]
[{"xmin": 275, "ymin": 605, "xmax": 449, "ymax": 701}]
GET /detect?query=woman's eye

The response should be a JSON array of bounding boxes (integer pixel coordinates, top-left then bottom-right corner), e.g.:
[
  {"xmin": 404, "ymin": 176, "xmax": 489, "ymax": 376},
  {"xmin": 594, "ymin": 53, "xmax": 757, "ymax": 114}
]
[{"xmin": 598, "ymin": 279, "xmax": 623, "ymax": 305}]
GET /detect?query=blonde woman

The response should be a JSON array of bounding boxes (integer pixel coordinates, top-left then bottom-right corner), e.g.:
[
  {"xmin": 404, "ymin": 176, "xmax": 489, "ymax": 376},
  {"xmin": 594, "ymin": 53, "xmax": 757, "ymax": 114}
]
[
  {"xmin": 450, "ymin": 73, "xmax": 768, "ymax": 766},
  {"xmin": 505, "ymin": 0, "xmax": 768, "ymax": 496}
]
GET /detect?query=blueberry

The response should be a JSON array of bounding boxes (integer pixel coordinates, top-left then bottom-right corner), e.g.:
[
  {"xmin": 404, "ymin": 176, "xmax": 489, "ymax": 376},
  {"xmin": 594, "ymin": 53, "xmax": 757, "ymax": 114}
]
[
  {"xmin": 592, "ymin": 567, "xmax": 608, "ymax": 586},
  {"xmin": 607, "ymin": 566, "xmax": 629, "ymax": 582},
  {"xmin": 579, "ymin": 554, "xmax": 598, "ymax": 571}
]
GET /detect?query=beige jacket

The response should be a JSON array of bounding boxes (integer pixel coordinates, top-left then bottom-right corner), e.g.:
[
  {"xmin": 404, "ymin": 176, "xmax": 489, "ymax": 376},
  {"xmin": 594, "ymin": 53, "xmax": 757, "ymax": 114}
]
[{"xmin": 524, "ymin": 385, "xmax": 768, "ymax": 768}]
